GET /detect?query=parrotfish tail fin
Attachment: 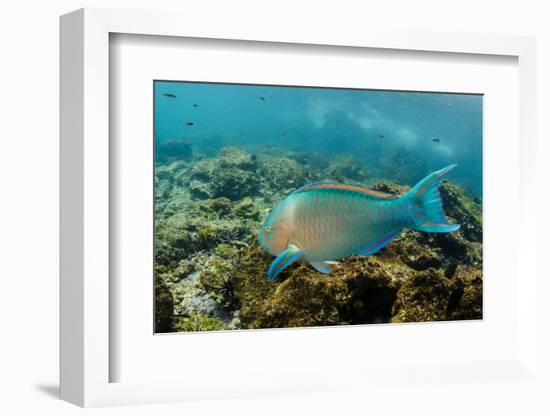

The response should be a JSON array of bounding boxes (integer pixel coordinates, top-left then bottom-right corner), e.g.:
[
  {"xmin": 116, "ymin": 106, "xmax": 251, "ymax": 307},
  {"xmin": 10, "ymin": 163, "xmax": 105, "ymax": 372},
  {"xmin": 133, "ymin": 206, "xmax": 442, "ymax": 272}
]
[
  {"xmin": 268, "ymin": 243, "xmax": 303, "ymax": 281},
  {"xmin": 406, "ymin": 164, "xmax": 460, "ymax": 233}
]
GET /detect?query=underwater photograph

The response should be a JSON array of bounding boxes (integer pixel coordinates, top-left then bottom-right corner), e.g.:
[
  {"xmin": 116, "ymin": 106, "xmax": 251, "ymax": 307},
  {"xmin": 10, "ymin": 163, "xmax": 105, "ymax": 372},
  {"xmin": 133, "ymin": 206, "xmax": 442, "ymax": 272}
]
[{"xmin": 154, "ymin": 81, "xmax": 483, "ymax": 333}]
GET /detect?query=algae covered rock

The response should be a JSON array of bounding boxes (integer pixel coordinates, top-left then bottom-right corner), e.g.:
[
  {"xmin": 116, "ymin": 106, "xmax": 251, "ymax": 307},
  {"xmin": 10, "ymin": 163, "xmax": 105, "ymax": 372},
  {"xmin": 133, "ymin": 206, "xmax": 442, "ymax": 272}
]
[
  {"xmin": 371, "ymin": 181, "xmax": 410, "ymax": 197},
  {"xmin": 245, "ymin": 269, "xmax": 351, "ymax": 328},
  {"xmin": 446, "ymin": 266, "xmax": 483, "ymax": 320},
  {"xmin": 157, "ymin": 139, "xmax": 192, "ymax": 163},
  {"xmin": 154, "ymin": 144, "xmax": 483, "ymax": 332},
  {"xmin": 199, "ymin": 255, "xmax": 240, "ymax": 311},
  {"xmin": 325, "ymin": 154, "xmax": 368, "ymax": 182},
  {"xmin": 391, "ymin": 266, "xmax": 482, "ymax": 323},
  {"xmin": 231, "ymin": 245, "xmax": 349, "ymax": 329},
  {"xmin": 287, "ymin": 151, "xmax": 330, "ymax": 171},
  {"xmin": 378, "ymin": 231, "xmax": 444, "ymax": 271},
  {"xmin": 391, "ymin": 268, "xmax": 451, "ymax": 323},
  {"xmin": 337, "ymin": 257, "xmax": 410, "ymax": 324},
  {"xmin": 234, "ymin": 197, "xmax": 260, "ymax": 219},
  {"xmin": 379, "ymin": 147, "xmax": 428, "ymax": 185},
  {"xmin": 155, "ymin": 276, "xmax": 174, "ymax": 332},
  {"xmin": 219, "ymin": 146, "xmax": 257, "ymax": 171},
  {"xmin": 155, "ymin": 221, "xmax": 197, "ymax": 266},
  {"xmin": 155, "ymin": 195, "xmax": 260, "ymax": 266},
  {"xmin": 439, "ymin": 182, "xmax": 482, "ymax": 242},
  {"xmin": 232, "ymin": 249, "xmax": 410, "ymax": 328},
  {"xmin": 209, "ymin": 197, "xmax": 232, "ymax": 216},
  {"xmin": 173, "ymin": 312, "xmax": 228, "ymax": 332},
  {"xmin": 227, "ymin": 244, "xmax": 277, "ymax": 323},
  {"xmin": 257, "ymin": 156, "xmax": 308, "ymax": 193},
  {"xmin": 190, "ymin": 148, "xmax": 259, "ymax": 200}
]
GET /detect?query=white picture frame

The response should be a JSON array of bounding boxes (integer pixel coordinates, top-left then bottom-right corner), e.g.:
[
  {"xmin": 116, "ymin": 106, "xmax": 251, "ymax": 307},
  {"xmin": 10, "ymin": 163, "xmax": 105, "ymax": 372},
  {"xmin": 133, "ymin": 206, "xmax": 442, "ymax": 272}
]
[{"xmin": 60, "ymin": 7, "xmax": 538, "ymax": 408}]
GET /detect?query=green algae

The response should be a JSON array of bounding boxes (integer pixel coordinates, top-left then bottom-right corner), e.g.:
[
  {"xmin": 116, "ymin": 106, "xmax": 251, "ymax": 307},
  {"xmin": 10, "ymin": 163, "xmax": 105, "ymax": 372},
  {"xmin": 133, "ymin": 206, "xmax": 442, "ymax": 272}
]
[
  {"xmin": 154, "ymin": 276, "xmax": 174, "ymax": 332},
  {"xmin": 391, "ymin": 268, "xmax": 452, "ymax": 323},
  {"xmin": 257, "ymin": 156, "xmax": 310, "ymax": 194},
  {"xmin": 174, "ymin": 312, "xmax": 228, "ymax": 332},
  {"xmin": 439, "ymin": 181, "xmax": 482, "ymax": 242}
]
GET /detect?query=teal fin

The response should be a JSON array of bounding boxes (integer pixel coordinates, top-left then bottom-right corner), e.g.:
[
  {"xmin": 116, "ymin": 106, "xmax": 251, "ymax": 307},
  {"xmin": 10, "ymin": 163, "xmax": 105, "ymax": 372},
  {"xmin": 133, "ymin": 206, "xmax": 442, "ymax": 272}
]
[
  {"xmin": 415, "ymin": 221, "xmax": 460, "ymax": 233},
  {"xmin": 310, "ymin": 261, "xmax": 333, "ymax": 274},
  {"xmin": 406, "ymin": 164, "xmax": 461, "ymax": 233},
  {"xmin": 268, "ymin": 243, "xmax": 303, "ymax": 281},
  {"xmin": 357, "ymin": 231, "xmax": 400, "ymax": 256}
]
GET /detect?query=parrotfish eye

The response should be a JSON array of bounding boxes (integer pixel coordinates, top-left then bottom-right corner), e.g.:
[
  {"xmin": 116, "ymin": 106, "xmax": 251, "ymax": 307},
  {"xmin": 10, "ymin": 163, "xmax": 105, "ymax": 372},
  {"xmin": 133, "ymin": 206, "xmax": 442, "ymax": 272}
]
[{"xmin": 264, "ymin": 225, "xmax": 272, "ymax": 233}]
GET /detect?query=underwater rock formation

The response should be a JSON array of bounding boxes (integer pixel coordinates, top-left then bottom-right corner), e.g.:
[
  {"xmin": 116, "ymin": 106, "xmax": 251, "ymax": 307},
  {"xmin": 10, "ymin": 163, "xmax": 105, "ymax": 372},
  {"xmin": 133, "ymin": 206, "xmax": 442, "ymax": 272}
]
[
  {"xmin": 154, "ymin": 147, "xmax": 483, "ymax": 332},
  {"xmin": 225, "ymin": 243, "xmax": 482, "ymax": 328},
  {"xmin": 286, "ymin": 151, "xmax": 330, "ymax": 172},
  {"xmin": 218, "ymin": 146, "xmax": 258, "ymax": 171},
  {"xmin": 439, "ymin": 182, "xmax": 482, "ymax": 242},
  {"xmin": 257, "ymin": 156, "xmax": 309, "ymax": 195},
  {"xmin": 189, "ymin": 147, "xmax": 259, "ymax": 200},
  {"xmin": 324, "ymin": 154, "xmax": 368, "ymax": 182},
  {"xmin": 154, "ymin": 276, "xmax": 174, "ymax": 333},
  {"xmin": 370, "ymin": 181, "xmax": 410, "ymax": 197},
  {"xmin": 379, "ymin": 147, "xmax": 428, "ymax": 186},
  {"xmin": 155, "ymin": 197, "xmax": 259, "ymax": 266},
  {"xmin": 391, "ymin": 268, "xmax": 452, "ymax": 322},
  {"xmin": 157, "ymin": 139, "xmax": 192, "ymax": 164}
]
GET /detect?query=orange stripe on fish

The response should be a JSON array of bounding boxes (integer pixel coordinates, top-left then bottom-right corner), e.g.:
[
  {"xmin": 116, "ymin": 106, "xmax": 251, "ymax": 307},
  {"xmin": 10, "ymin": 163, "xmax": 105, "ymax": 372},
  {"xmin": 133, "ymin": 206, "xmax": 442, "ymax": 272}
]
[{"xmin": 295, "ymin": 183, "xmax": 396, "ymax": 200}]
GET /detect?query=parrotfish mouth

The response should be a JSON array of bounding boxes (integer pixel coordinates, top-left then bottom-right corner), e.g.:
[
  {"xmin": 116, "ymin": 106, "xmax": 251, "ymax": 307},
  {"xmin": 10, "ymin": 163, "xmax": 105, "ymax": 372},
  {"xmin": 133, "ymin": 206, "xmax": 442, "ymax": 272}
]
[{"xmin": 261, "ymin": 165, "xmax": 460, "ymax": 281}]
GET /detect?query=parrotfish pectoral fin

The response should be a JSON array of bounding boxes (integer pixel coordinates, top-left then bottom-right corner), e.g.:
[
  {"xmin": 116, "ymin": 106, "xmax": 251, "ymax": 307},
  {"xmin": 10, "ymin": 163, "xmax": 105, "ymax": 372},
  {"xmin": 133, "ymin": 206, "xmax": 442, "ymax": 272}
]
[
  {"xmin": 310, "ymin": 261, "xmax": 333, "ymax": 274},
  {"xmin": 357, "ymin": 231, "xmax": 401, "ymax": 256},
  {"xmin": 268, "ymin": 243, "xmax": 303, "ymax": 281},
  {"xmin": 406, "ymin": 164, "xmax": 461, "ymax": 233}
]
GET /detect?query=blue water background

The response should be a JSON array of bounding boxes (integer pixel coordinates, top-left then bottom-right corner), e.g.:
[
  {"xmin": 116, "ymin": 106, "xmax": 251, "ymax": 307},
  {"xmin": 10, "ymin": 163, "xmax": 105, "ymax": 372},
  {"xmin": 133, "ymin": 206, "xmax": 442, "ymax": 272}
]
[{"xmin": 154, "ymin": 81, "xmax": 482, "ymax": 196}]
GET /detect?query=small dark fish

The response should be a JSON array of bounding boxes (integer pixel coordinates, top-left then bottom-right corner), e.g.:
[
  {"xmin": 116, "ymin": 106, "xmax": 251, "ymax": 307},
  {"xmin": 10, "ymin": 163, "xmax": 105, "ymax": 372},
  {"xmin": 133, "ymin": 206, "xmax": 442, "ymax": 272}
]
[
  {"xmin": 163, "ymin": 93, "xmax": 177, "ymax": 98},
  {"xmin": 260, "ymin": 96, "xmax": 266, "ymax": 101},
  {"xmin": 377, "ymin": 134, "xmax": 384, "ymax": 139},
  {"xmin": 193, "ymin": 103, "xmax": 198, "ymax": 107},
  {"xmin": 186, "ymin": 121, "xmax": 194, "ymax": 126},
  {"xmin": 283, "ymin": 132, "xmax": 288, "ymax": 137},
  {"xmin": 432, "ymin": 138, "xmax": 440, "ymax": 143}
]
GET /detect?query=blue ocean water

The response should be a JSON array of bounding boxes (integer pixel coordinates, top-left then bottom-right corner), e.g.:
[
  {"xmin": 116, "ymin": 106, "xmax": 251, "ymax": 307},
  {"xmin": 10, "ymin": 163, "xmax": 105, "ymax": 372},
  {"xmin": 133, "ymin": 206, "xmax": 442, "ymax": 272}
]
[{"xmin": 154, "ymin": 81, "xmax": 482, "ymax": 196}]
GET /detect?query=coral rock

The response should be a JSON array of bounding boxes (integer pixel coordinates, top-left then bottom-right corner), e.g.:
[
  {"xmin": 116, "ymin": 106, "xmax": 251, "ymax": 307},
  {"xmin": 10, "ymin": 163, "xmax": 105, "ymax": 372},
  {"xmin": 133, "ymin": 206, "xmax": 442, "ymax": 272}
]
[
  {"xmin": 391, "ymin": 268, "xmax": 451, "ymax": 323},
  {"xmin": 439, "ymin": 181, "xmax": 482, "ymax": 242},
  {"xmin": 157, "ymin": 140, "xmax": 192, "ymax": 164}
]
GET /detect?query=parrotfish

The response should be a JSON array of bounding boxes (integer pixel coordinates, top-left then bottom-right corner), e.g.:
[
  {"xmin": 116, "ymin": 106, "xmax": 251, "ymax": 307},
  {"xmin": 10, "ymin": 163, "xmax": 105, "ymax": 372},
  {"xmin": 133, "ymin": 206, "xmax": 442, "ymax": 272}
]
[{"xmin": 258, "ymin": 165, "xmax": 460, "ymax": 281}]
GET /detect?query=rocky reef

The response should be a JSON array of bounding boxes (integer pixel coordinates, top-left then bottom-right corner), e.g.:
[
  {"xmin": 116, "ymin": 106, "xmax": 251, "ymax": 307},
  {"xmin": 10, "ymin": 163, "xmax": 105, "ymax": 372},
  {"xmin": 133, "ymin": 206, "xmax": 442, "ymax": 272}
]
[{"xmin": 154, "ymin": 145, "xmax": 483, "ymax": 332}]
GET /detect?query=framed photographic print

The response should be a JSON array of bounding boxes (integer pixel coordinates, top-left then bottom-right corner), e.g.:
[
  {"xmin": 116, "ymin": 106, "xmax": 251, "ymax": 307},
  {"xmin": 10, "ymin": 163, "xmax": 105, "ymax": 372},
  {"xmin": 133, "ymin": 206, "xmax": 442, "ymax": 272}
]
[{"xmin": 60, "ymin": 8, "xmax": 538, "ymax": 408}]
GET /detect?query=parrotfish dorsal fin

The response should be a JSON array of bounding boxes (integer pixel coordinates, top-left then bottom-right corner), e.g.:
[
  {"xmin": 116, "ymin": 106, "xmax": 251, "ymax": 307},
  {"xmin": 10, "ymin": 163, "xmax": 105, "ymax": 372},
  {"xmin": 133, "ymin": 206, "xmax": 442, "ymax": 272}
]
[{"xmin": 293, "ymin": 182, "xmax": 396, "ymax": 200}]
